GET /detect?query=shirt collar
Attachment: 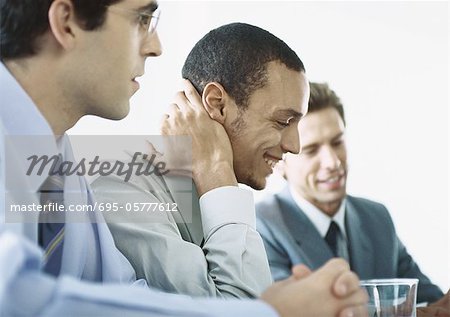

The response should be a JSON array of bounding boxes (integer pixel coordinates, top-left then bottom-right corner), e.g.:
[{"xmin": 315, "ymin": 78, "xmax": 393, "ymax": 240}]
[
  {"xmin": 289, "ymin": 186, "xmax": 347, "ymax": 238},
  {"xmin": 1, "ymin": 62, "xmax": 60, "ymax": 192}
]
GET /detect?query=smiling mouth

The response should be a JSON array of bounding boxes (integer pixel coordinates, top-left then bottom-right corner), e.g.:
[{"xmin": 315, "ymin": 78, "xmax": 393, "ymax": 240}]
[
  {"xmin": 319, "ymin": 176, "xmax": 341, "ymax": 183},
  {"xmin": 316, "ymin": 173, "xmax": 346, "ymax": 188},
  {"xmin": 264, "ymin": 156, "xmax": 281, "ymax": 169}
]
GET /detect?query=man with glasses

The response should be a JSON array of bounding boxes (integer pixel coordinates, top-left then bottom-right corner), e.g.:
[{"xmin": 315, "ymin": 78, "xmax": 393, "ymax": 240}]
[{"xmin": 0, "ymin": 1, "xmax": 368, "ymax": 316}]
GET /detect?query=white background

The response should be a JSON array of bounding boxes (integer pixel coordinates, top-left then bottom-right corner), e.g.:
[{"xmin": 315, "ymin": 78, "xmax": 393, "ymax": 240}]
[{"xmin": 70, "ymin": 1, "xmax": 449, "ymax": 291}]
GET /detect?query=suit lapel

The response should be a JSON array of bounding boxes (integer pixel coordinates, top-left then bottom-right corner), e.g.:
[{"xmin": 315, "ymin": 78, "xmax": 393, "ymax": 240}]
[
  {"xmin": 345, "ymin": 197, "xmax": 374, "ymax": 278},
  {"xmin": 276, "ymin": 187, "xmax": 334, "ymax": 270}
]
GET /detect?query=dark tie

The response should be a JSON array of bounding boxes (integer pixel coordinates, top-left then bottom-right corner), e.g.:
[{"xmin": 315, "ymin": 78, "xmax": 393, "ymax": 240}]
[
  {"xmin": 38, "ymin": 156, "xmax": 65, "ymax": 276},
  {"xmin": 325, "ymin": 221, "xmax": 340, "ymax": 257}
]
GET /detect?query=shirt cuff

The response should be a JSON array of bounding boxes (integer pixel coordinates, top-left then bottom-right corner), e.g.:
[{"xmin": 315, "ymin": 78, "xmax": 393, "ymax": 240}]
[{"xmin": 199, "ymin": 186, "xmax": 256, "ymax": 235}]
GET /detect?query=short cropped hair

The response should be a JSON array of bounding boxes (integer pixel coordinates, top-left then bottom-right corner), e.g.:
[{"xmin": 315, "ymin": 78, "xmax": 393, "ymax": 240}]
[
  {"xmin": 308, "ymin": 82, "xmax": 346, "ymax": 125},
  {"xmin": 0, "ymin": 0, "xmax": 121, "ymax": 60},
  {"xmin": 182, "ymin": 22, "xmax": 305, "ymax": 109}
]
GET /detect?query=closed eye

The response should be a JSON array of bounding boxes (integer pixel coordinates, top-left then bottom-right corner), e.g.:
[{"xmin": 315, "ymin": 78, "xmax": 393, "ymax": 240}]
[
  {"xmin": 276, "ymin": 121, "xmax": 290, "ymax": 128},
  {"xmin": 275, "ymin": 116, "xmax": 296, "ymax": 129},
  {"xmin": 331, "ymin": 134, "xmax": 345, "ymax": 147},
  {"xmin": 301, "ymin": 147, "xmax": 318, "ymax": 155},
  {"xmin": 332, "ymin": 140, "xmax": 343, "ymax": 147}
]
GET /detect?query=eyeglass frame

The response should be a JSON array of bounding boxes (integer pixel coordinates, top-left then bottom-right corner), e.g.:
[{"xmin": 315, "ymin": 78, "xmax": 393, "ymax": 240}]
[{"xmin": 107, "ymin": 6, "xmax": 161, "ymax": 35}]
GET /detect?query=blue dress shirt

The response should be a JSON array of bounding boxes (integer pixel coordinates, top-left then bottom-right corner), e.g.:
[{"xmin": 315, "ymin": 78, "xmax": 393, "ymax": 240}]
[{"xmin": 0, "ymin": 62, "xmax": 277, "ymax": 316}]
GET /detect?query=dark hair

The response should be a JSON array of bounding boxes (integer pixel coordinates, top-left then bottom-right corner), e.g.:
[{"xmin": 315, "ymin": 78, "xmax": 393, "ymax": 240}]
[
  {"xmin": 308, "ymin": 82, "xmax": 346, "ymax": 125},
  {"xmin": 182, "ymin": 22, "xmax": 305, "ymax": 109},
  {"xmin": 0, "ymin": 0, "xmax": 121, "ymax": 60}
]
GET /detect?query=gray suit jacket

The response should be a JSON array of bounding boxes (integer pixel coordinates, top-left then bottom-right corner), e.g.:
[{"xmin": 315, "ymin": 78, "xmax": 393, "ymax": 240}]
[{"xmin": 256, "ymin": 187, "xmax": 443, "ymax": 303}]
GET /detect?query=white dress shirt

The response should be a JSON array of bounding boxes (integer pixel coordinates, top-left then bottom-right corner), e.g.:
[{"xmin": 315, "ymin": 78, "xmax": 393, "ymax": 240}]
[{"xmin": 289, "ymin": 186, "xmax": 350, "ymax": 261}]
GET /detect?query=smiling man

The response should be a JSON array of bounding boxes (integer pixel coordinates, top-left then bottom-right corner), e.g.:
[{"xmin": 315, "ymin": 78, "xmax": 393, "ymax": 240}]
[
  {"xmin": 92, "ymin": 22, "xmax": 308, "ymax": 298},
  {"xmin": 256, "ymin": 82, "xmax": 444, "ymax": 304},
  {"xmin": 1, "ymin": 1, "xmax": 368, "ymax": 316}
]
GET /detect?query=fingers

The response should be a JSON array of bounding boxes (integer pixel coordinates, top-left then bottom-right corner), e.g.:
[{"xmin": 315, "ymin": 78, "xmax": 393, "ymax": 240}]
[
  {"xmin": 316, "ymin": 258, "xmax": 359, "ymax": 298},
  {"xmin": 173, "ymin": 92, "xmax": 191, "ymax": 112},
  {"xmin": 182, "ymin": 79, "xmax": 203, "ymax": 109},
  {"xmin": 164, "ymin": 80, "xmax": 203, "ymax": 128},
  {"xmin": 160, "ymin": 104, "xmax": 179, "ymax": 135},
  {"xmin": 435, "ymin": 307, "xmax": 450, "ymax": 317},
  {"xmin": 417, "ymin": 306, "xmax": 450, "ymax": 317},
  {"xmin": 316, "ymin": 258, "xmax": 351, "ymax": 283},
  {"xmin": 338, "ymin": 304, "xmax": 369, "ymax": 317},
  {"xmin": 171, "ymin": 80, "xmax": 203, "ymax": 112},
  {"xmin": 315, "ymin": 259, "xmax": 368, "ymax": 316},
  {"xmin": 337, "ymin": 287, "xmax": 369, "ymax": 317},
  {"xmin": 167, "ymin": 103, "xmax": 180, "ymax": 117},
  {"xmin": 333, "ymin": 270, "xmax": 361, "ymax": 297},
  {"xmin": 432, "ymin": 290, "xmax": 450, "ymax": 307},
  {"xmin": 291, "ymin": 264, "xmax": 312, "ymax": 280}
]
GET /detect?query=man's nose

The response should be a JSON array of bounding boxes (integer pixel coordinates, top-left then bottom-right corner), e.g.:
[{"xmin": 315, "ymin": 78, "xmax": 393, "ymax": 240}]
[
  {"xmin": 142, "ymin": 31, "xmax": 162, "ymax": 57},
  {"xmin": 319, "ymin": 146, "xmax": 341, "ymax": 169},
  {"xmin": 281, "ymin": 125, "xmax": 301, "ymax": 155}
]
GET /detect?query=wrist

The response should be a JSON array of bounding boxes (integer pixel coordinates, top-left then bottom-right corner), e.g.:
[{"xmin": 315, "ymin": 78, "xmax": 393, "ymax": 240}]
[{"xmin": 193, "ymin": 161, "xmax": 237, "ymax": 196}]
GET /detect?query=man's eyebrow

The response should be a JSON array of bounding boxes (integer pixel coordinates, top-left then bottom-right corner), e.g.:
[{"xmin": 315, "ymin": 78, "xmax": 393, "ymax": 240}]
[
  {"xmin": 274, "ymin": 109, "xmax": 304, "ymax": 121},
  {"xmin": 302, "ymin": 133, "xmax": 344, "ymax": 151},
  {"xmin": 137, "ymin": 1, "xmax": 159, "ymax": 13},
  {"xmin": 300, "ymin": 143, "xmax": 318, "ymax": 151},
  {"xmin": 331, "ymin": 132, "xmax": 344, "ymax": 141}
]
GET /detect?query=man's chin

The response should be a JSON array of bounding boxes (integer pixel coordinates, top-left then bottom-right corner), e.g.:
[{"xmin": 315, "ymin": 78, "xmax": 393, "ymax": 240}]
[
  {"xmin": 89, "ymin": 111, "xmax": 129, "ymax": 122},
  {"xmin": 242, "ymin": 176, "xmax": 267, "ymax": 191},
  {"xmin": 318, "ymin": 192, "xmax": 346, "ymax": 204}
]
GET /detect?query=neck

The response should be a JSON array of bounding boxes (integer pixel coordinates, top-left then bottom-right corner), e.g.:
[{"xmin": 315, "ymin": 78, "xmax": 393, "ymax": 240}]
[{"xmin": 4, "ymin": 57, "xmax": 82, "ymax": 136}]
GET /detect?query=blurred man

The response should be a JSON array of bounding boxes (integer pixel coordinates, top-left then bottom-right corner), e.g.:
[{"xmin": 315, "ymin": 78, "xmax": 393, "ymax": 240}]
[
  {"xmin": 256, "ymin": 82, "xmax": 444, "ymax": 304},
  {"xmin": 0, "ymin": 1, "xmax": 367, "ymax": 316}
]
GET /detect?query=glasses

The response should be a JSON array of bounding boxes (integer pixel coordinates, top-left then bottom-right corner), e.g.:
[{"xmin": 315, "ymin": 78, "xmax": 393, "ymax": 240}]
[{"xmin": 109, "ymin": 6, "xmax": 161, "ymax": 34}]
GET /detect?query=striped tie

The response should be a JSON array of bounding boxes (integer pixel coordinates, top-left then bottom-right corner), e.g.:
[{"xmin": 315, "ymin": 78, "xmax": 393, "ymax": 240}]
[{"xmin": 38, "ymin": 155, "xmax": 65, "ymax": 276}]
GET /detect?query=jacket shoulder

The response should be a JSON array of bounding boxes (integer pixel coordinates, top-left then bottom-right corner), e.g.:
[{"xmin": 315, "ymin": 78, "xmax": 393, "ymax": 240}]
[
  {"xmin": 256, "ymin": 194, "xmax": 282, "ymax": 218},
  {"xmin": 347, "ymin": 195, "xmax": 393, "ymax": 223}
]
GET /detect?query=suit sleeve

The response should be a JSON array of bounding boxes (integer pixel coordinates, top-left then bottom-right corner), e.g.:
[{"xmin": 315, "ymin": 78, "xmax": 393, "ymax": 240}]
[
  {"xmin": 395, "ymin": 236, "xmax": 444, "ymax": 303},
  {"xmin": 368, "ymin": 202, "xmax": 444, "ymax": 304},
  {"xmin": 92, "ymin": 174, "xmax": 272, "ymax": 298},
  {"xmin": 256, "ymin": 214, "xmax": 292, "ymax": 282}
]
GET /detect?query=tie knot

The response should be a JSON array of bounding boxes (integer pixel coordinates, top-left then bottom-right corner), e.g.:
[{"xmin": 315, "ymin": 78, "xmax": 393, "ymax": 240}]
[{"xmin": 326, "ymin": 221, "xmax": 340, "ymax": 236}]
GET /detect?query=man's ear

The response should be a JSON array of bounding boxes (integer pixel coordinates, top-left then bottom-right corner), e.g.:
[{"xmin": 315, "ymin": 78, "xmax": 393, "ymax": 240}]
[
  {"xmin": 202, "ymin": 82, "xmax": 231, "ymax": 125},
  {"xmin": 48, "ymin": 0, "xmax": 78, "ymax": 51}
]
